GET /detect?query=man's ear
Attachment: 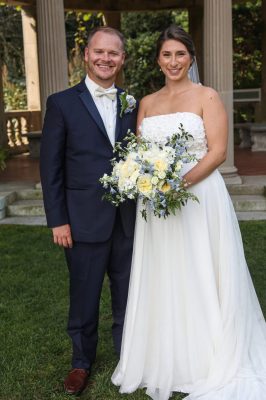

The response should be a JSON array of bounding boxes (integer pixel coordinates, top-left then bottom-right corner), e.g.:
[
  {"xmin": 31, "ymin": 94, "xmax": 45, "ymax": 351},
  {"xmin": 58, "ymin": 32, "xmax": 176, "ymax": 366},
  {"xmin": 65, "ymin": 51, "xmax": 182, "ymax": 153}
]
[
  {"xmin": 121, "ymin": 51, "xmax": 126, "ymax": 66},
  {"xmin": 84, "ymin": 46, "xmax": 89, "ymax": 62}
]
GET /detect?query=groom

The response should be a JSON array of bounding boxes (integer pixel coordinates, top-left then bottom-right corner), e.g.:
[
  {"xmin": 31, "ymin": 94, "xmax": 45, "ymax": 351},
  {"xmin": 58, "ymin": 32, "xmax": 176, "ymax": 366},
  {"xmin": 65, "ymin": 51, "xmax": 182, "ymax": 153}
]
[{"xmin": 40, "ymin": 26, "xmax": 137, "ymax": 395}]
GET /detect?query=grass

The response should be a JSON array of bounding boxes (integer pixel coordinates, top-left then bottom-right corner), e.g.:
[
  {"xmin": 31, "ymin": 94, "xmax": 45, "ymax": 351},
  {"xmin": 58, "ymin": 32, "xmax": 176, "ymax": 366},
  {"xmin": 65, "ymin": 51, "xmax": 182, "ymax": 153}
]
[{"xmin": 0, "ymin": 222, "xmax": 265, "ymax": 400}]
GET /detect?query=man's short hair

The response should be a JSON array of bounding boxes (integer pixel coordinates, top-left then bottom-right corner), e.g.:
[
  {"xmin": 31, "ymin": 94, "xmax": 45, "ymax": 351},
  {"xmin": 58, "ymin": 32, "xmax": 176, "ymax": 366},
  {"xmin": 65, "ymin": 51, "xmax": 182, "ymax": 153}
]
[{"xmin": 86, "ymin": 26, "xmax": 125, "ymax": 51}]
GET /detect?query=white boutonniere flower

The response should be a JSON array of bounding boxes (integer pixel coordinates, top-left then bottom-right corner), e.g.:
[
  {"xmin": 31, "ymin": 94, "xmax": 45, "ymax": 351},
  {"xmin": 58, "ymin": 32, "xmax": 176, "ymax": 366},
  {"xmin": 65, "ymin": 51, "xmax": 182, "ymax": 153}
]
[{"xmin": 119, "ymin": 92, "xmax": 136, "ymax": 118}]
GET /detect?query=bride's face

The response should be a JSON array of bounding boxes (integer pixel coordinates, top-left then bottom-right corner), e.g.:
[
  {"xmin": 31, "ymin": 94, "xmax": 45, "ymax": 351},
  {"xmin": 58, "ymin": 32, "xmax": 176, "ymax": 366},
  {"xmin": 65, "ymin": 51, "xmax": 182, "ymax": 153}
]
[{"xmin": 158, "ymin": 39, "xmax": 192, "ymax": 82}]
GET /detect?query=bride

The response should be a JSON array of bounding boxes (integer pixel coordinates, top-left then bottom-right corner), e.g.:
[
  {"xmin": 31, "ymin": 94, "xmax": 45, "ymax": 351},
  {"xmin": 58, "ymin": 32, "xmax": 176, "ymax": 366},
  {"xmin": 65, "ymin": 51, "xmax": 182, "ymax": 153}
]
[{"xmin": 112, "ymin": 25, "xmax": 266, "ymax": 400}]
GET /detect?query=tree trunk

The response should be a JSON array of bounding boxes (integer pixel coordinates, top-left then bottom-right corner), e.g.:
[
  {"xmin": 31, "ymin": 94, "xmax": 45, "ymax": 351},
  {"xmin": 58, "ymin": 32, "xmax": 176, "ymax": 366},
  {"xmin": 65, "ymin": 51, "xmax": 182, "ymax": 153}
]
[
  {"xmin": 256, "ymin": 0, "xmax": 266, "ymax": 122},
  {"xmin": 0, "ymin": 60, "xmax": 7, "ymax": 148},
  {"xmin": 189, "ymin": 5, "xmax": 203, "ymax": 82}
]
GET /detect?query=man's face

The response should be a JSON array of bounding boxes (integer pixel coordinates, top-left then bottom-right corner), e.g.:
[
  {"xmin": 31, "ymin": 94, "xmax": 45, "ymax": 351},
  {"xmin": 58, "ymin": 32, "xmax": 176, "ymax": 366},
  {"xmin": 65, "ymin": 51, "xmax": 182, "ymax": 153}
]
[{"xmin": 84, "ymin": 31, "xmax": 125, "ymax": 87}]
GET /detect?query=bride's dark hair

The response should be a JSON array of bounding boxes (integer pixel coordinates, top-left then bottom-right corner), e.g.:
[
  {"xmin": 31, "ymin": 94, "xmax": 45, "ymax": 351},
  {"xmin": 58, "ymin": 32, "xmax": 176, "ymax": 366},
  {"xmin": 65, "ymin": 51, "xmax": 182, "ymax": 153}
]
[{"xmin": 156, "ymin": 25, "xmax": 195, "ymax": 64}]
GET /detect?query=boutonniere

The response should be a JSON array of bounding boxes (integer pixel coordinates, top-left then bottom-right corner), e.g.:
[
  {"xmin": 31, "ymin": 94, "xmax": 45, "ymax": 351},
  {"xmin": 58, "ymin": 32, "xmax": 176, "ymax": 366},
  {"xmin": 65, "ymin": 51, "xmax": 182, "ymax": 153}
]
[{"xmin": 119, "ymin": 92, "xmax": 136, "ymax": 118}]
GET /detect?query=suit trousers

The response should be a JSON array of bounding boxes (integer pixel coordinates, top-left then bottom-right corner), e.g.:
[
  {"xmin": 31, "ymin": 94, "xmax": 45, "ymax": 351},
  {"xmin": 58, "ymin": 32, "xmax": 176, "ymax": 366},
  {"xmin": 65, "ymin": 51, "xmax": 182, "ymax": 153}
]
[{"xmin": 64, "ymin": 210, "xmax": 134, "ymax": 370}]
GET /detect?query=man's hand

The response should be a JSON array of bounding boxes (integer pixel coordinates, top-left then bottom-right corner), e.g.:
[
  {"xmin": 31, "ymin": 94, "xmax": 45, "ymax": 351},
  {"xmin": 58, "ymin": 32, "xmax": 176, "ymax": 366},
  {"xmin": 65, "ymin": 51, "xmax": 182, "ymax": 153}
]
[{"xmin": 52, "ymin": 224, "xmax": 73, "ymax": 248}]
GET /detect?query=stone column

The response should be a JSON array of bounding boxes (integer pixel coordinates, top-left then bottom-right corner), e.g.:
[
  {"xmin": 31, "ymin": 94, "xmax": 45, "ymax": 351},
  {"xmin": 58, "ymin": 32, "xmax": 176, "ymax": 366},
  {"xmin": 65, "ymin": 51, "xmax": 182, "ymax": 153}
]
[
  {"xmin": 189, "ymin": 5, "xmax": 204, "ymax": 82},
  {"xmin": 36, "ymin": 0, "xmax": 68, "ymax": 118},
  {"xmin": 255, "ymin": 0, "xmax": 266, "ymax": 122},
  {"xmin": 21, "ymin": 7, "xmax": 41, "ymax": 111},
  {"xmin": 204, "ymin": 0, "xmax": 241, "ymax": 183},
  {"xmin": 104, "ymin": 11, "xmax": 124, "ymax": 87}
]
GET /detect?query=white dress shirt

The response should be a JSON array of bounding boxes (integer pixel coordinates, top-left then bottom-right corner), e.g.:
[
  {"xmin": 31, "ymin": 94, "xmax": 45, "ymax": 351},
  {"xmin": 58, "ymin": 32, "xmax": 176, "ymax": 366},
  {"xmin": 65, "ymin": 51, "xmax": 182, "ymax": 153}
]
[{"xmin": 85, "ymin": 75, "xmax": 117, "ymax": 146}]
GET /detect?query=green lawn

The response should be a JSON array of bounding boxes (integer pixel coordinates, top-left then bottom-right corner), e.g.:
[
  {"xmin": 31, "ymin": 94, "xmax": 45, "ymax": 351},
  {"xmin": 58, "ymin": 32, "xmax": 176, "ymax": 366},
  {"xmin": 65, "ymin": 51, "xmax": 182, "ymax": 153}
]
[{"xmin": 0, "ymin": 222, "xmax": 266, "ymax": 400}]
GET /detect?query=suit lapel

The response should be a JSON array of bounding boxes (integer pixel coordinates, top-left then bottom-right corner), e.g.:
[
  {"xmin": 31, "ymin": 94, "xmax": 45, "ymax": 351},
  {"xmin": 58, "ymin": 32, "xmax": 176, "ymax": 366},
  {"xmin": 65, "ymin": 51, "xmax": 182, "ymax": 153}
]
[
  {"xmin": 115, "ymin": 87, "xmax": 123, "ymax": 142},
  {"xmin": 78, "ymin": 80, "xmax": 112, "ymax": 145}
]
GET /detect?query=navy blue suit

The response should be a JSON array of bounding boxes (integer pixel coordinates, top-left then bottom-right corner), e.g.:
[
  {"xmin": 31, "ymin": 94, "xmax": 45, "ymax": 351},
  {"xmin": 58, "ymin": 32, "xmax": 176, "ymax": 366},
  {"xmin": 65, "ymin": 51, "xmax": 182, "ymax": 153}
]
[{"xmin": 40, "ymin": 79, "xmax": 137, "ymax": 369}]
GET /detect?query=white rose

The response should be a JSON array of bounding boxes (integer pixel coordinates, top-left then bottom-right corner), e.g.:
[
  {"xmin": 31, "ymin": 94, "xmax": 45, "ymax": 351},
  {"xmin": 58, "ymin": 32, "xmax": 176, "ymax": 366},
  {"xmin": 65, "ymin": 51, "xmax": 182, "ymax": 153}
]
[
  {"xmin": 153, "ymin": 158, "xmax": 168, "ymax": 173},
  {"xmin": 113, "ymin": 161, "xmax": 123, "ymax": 177},
  {"xmin": 130, "ymin": 170, "xmax": 140, "ymax": 183},
  {"xmin": 128, "ymin": 151, "xmax": 138, "ymax": 161},
  {"xmin": 158, "ymin": 171, "xmax": 166, "ymax": 179},
  {"xmin": 118, "ymin": 177, "xmax": 126, "ymax": 190},
  {"xmin": 175, "ymin": 161, "xmax": 183, "ymax": 172},
  {"xmin": 151, "ymin": 176, "xmax": 159, "ymax": 185},
  {"xmin": 120, "ymin": 159, "xmax": 140, "ymax": 179},
  {"xmin": 137, "ymin": 174, "xmax": 153, "ymax": 196}
]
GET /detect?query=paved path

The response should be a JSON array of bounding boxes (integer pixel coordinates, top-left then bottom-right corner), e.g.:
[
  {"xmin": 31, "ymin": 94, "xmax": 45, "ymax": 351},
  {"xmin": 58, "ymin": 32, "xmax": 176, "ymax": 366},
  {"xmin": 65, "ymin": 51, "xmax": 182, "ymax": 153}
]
[
  {"xmin": 0, "ymin": 147, "xmax": 266, "ymax": 184},
  {"xmin": 235, "ymin": 148, "xmax": 266, "ymax": 176},
  {"xmin": 0, "ymin": 154, "xmax": 40, "ymax": 183}
]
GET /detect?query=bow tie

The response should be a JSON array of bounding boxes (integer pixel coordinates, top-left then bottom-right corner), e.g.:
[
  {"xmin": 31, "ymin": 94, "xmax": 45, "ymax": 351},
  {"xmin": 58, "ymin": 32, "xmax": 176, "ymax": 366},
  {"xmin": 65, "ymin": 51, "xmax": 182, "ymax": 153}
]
[{"xmin": 94, "ymin": 86, "xmax": 117, "ymax": 100}]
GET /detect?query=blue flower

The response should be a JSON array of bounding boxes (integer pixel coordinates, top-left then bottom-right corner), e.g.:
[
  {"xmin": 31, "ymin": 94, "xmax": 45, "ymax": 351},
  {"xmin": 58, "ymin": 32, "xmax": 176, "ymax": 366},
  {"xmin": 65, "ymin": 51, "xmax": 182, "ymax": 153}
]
[{"xmin": 119, "ymin": 92, "xmax": 137, "ymax": 117}]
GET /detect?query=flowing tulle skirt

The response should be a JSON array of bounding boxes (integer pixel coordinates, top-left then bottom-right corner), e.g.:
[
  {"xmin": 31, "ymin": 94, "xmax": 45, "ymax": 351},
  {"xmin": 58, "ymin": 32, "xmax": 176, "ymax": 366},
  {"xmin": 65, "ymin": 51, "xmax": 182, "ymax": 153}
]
[{"xmin": 112, "ymin": 166, "xmax": 266, "ymax": 400}]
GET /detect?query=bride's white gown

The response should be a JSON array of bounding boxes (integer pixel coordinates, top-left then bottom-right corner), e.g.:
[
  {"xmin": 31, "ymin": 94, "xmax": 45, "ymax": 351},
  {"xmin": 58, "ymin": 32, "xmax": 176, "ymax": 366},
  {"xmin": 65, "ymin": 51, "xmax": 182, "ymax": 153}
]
[{"xmin": 112, "ymin": 112, "xmax": 266, "ymax": 400}]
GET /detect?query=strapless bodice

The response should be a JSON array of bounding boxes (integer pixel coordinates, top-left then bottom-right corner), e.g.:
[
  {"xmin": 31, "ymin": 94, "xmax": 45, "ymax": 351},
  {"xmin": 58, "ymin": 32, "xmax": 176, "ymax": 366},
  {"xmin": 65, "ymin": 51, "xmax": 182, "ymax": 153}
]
[{"xmin": 140, "ymin": 112, "xmax": 208, "ymax": 159}]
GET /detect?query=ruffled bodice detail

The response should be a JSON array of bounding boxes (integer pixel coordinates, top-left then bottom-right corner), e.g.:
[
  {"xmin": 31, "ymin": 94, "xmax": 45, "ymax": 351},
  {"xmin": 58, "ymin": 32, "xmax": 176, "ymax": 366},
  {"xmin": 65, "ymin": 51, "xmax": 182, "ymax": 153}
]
[{"xmin": 140, "ymin": 112, "xmax": 208, "ymax": 159}]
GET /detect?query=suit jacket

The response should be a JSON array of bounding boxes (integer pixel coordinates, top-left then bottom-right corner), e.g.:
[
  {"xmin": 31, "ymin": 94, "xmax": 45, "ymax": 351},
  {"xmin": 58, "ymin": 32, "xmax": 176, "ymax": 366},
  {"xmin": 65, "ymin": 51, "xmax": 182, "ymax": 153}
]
[{"xmin": 40, "ymin": 79, "xmax": 137, "ymax": 243}]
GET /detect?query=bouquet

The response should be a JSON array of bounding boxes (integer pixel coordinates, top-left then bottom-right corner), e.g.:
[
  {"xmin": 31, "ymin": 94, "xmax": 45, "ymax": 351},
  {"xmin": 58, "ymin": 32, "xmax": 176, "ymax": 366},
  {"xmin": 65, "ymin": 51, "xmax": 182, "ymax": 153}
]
[{"xmin": 100, "ymin": 124, "xmax": 199, "ymax": 220}]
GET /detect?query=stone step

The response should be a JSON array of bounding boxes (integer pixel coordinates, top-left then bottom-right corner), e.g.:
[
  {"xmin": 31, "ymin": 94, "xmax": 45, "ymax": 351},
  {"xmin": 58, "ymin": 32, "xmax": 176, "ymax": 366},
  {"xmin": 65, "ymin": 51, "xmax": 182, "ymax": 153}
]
[
  {"xmin": 0, "ymin": 216, "xmax": 46, "ymax": 225},
  {"xmin": 7, "ymin": 199, "xmax": 45, "ymax": 217},
  {"xmin": 16, "ymin": 188, "xmax": 43, "ymax": 200},
  {"xmin": 5, "ymin": 193, "xmax": 266, "ymax": 217},
  {"xmin": 14, "ymin": 184, "xmax": 266, "ymax": 200},
  {"xmin": 237, "ymin": 211, "xmax": 266, "ymax": 221},
  {"xmin": 226, "ymin": 183, "xmax": 265, "ymax": 196},
  {"xmin": 0, "ymin": 191, "xmax": 17, "ymax": 218},
  {"xmin": 1, "ymin": 209, "xmax": 265, "ymax": 224},
  {"xmin": 232, "ymin": 195, "xmax": 266, "ymax": 212}
]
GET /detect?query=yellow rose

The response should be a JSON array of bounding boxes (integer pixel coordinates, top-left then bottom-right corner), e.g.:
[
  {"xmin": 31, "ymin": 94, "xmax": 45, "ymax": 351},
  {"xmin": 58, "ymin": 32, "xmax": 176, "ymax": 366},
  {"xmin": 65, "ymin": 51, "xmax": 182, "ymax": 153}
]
[
  {"xmin": 120, "ymin": 159, "xmax": 139, "ymax": 179},
  {"xmin": 161, "ymin": 182, "xmax": 171, "ymax": 193},
  {"xmin": 137, "ymin": 175, "xmax": 153, "ymax": 195},
  {"xmin": 154, "ymin": 159, "xmax": 168, "ymax": 173}
]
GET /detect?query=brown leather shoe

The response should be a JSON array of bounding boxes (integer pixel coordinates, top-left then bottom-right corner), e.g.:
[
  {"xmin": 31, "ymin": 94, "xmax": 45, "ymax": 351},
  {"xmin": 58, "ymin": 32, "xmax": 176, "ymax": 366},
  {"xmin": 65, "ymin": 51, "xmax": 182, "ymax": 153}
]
[{"xmin": 64, "ymin": 368, "xmax": 89, "ymax": 395}]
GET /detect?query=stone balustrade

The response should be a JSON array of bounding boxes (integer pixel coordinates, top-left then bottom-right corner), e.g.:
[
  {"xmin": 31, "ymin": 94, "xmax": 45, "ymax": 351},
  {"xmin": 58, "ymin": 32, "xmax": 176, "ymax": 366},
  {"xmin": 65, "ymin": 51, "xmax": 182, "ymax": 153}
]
[
  {"xmin": 234, "ymin": 122, "xmax": 253, "ymax": 149},
  {"xmin": 4, "ymin": 110, "xmax": 41, "ymax": 154},
  {"xmin": 250, "ymin": 124, "xmax": 266, "ymax": 152},
  {"xmin": 234, "ymin": 122, "xmax": 266, "ymax": 151}
]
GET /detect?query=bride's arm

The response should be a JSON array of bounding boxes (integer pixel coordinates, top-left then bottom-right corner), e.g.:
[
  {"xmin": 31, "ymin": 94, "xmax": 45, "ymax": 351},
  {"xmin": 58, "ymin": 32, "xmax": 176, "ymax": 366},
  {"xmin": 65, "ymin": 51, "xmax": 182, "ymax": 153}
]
[{"xmin": 182, "ymin": 87, "xmax": 228, "ymax": 187}]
